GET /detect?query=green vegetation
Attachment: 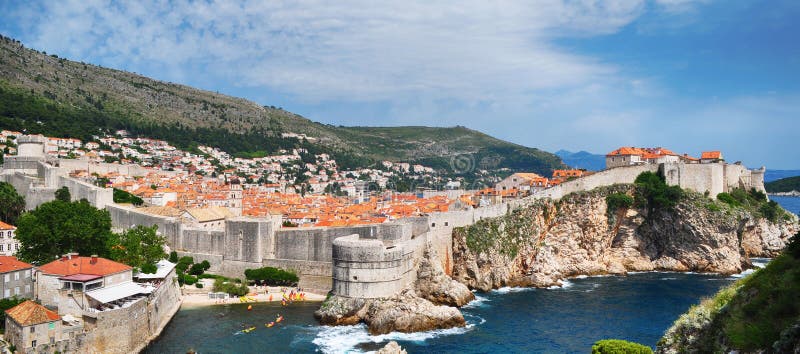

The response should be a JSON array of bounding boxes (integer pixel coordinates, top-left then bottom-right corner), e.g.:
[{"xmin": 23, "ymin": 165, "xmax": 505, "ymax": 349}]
[
  {"xmin": 244, "ymin": 267, "xmax": 299, "ymax": 286},
  {"xmin": 188, "ymin": 260, "xmax": 211, "ymax": 276},
  {"xmin": 765, "ymin": 175, "xmax": 800, "ymax": 193},
  {"xmin": 591, "ymin": 339, "xmax": 653, "ymax": 354},
  {"xmin": 659, "ymin": 232, "xmax": 800, "ymax": 352},
  {"xmin": 108, "ymin": 225, "xmax": 166, "ymax": 272},
  {"xmin": 717, "ymin": 188, "xmax": 786, "ymax": 222},
  {"xmin": 458, "ymin": 205, "xmax": 544, "ymax": 258},
  {"xmin": 113, "ymin": 188, "xmax": 143, "ymax": 206},
  {"xmin": 633, "ymin": 172, "xmax": 683, "ymax": 214},
  {"xmin": 606, "ymin": 192, "xmax": 634, "ymax": 220},
  {"xmin": 15, "ymin": 200, "xmax": 114, "ymax": 264},
  {"xmin": 0, "ymin": 182, "xmax": 25, "ymax": 224},
  {"xmin": 213, "ymin": 277, "xmax": 249, "ymax": 296},
  {"xmin": 54, "ymin": 186, "xmax": 70, "ymax": 202}
]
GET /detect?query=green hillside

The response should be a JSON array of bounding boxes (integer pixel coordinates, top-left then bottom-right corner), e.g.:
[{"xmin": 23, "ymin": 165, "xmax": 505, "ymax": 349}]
[
  {"xmin": 658, "ymin": 233, "xmax": 800, "ymax": 352},
  {"xmin": 765, "ymin": 176, "xmax": 800, "ymax": 193},
  {"xmin": 0, "ymin": 35, "xmax": 562, "ymax": 176}
]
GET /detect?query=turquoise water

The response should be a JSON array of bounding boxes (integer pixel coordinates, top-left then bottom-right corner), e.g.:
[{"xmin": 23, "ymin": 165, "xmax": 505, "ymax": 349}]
[{"xmin": 145, "ymin": 272, "xmax": 743, "ymax": 353}]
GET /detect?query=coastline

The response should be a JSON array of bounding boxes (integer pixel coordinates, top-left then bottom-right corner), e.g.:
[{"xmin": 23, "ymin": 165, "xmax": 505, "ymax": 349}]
[{"xmin": 180, "ymin": 289, "xmax": 327, "ymax": 309}]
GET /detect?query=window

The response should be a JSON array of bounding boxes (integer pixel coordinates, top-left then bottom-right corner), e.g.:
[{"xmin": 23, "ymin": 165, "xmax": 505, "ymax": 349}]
[
  {"xmin": 31, "ymin": 340, "xmax": 36, "ymax": 348},
  {"xmin": 30, "ymin": 326, "xmax": 35, "ymax": 333},
  {"xmin": 0, "ymin": 245, "xmax": 3, "ymax": 252},
  {"xmin": 24, "ymin": 285, "xmax": 30, "ymax": 293},
  {"xmin": 15, "ymin": 244, "xmax": 18, "ymax": 250},
  {"xmin": 4, "ymin": 274, "xmax": 8, "ymax": 282},
  {"xmin": 24, "ymin": 270, "xmax": 30, "ymax": 278},
  {"xmin": 14, "ymin": 272, "xmax": 19, "ymax": 281},
  {"xmin": 14, "ymin": 287, "xmax": 19, "ymax": 295},
  {"xmin": 3, "ymin": 289, "xmax": 9, "ymax": 298}
]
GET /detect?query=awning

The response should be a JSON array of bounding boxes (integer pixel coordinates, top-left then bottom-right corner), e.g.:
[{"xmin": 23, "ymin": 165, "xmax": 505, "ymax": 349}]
[{"xmin": 85, "ymin": 282, "xmax": 154, "ymax": 304}]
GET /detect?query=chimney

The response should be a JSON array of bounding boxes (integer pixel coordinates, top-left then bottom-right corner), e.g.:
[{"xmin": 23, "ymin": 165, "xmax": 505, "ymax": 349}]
[{"xmin": 90, "ymin": 255, "xmax": 98, "ymax": 264}]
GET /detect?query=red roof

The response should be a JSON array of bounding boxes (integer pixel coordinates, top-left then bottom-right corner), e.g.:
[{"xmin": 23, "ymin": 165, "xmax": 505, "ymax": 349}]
[
  {"xmin": 0, "ymin": 256, "xmax": 32, "ymax": 274},
  {"xmin": 0, "ymin": 221, "xmax": 15, "ymax": 230},
  {"xmin": 37, "ymin": 255, "xmax": 131, "ymax": 277},
  {"xmin": 5, "ymin": 300, "xmax": 60, "ymax": 326},
  {"xmin": 59, "ymin": 274, "xmax": 102, "ymax": 282},
  {"xmin": 701, "ymin": 151, "xmax": 722, "ymax": 159}
]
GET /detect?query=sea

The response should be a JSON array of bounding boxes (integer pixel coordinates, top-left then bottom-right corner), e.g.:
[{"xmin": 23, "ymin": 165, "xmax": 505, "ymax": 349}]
[{"xmin": 144, "ymin": 196, "xmax": 800, "ymax": 354}]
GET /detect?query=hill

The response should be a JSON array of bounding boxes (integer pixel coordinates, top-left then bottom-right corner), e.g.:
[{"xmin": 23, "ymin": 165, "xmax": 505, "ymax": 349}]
[
  {"xmin": 765, "ymin": 176, "xmax": 800, "ymax": 194},
  {"xmin": 657, "ymin": 232, "xmax": 800, "ymax": 352},
  {"xmin": 555, "ymin": 150, "xmax": 606, "ymax": 171},
  {"xmin": 0, "ymin": 35, "xmax": 562, "ymax": 177},
  {"xmin": 765, "ymin": 170, "xmax": 800, "ymax": 183}
]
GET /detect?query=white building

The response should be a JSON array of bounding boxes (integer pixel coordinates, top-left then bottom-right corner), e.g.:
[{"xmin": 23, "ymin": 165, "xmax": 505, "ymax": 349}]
[{"xmin": 0, "ymin": 221, "xmax": 20, "ymax": 256}]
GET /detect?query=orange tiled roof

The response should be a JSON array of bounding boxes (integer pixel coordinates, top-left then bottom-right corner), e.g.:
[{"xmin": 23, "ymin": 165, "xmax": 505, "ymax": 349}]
[
  {"xmin": 5, "ymin": 300, "xmax": 60, "ymax": 326},
  {"xmin": 37, "ymin": 255, "xmax": 131, "ymax": 277},
  {"xmin": 701, "ymin": 151, "xmax": 722, "ymax": 159},
  {"xmin": 0, "ymin": 221, "xmax": 15, "ymax": 230},
  {"xmin": 0, "ymin": 256, "xmax": 32, "ymax": 273}
]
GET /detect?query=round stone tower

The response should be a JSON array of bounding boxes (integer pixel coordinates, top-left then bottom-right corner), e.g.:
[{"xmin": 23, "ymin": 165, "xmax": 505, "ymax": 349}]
[{"xmin": 16, "ymin": 135, "xmax": 46, "ymax": 158}]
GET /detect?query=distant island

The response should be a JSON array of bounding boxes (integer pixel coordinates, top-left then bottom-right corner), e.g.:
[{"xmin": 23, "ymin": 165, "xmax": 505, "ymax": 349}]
[{"xmin": 766, "ymin": 176, "xmax": 800, "ymax": 196}]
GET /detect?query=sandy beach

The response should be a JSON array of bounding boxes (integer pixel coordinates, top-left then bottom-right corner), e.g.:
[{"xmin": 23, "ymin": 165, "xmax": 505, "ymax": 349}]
[{"xmin": 180, "ymin": 286, "xmax": 327, "ymax": 308}]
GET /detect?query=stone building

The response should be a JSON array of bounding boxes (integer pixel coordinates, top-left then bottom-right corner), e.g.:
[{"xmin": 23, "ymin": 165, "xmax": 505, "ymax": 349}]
[
  {"xmin": 495, "ymin": 173, "xmax": 550, "ymax": 194},
  {"xmin": 605, "ymin": 147, "xmax": 680, "ymax": 169},
  {"xmin": 0, "ymin": 256, "xmax": 33, "ymax": 299},
  {"xmin": 4, "ymin": 300, "xmax": 62, "ymax": 353},
  {"xmin": 0, "ymin": 221, "xmax": 20, "ymax": 256},
  {"xmin": 35, "ymin": 254, "xmax": 134, "ymax": 315}
]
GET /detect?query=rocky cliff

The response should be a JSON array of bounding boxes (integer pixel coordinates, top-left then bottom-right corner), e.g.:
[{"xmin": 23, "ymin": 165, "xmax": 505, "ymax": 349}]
[
  {"xmin": 452, "ymin": 185, "xmax": 798, "ymax": 291},
  {"xmin": 315, "ymin": 246, "xmax": 474, "ymax": 335}
]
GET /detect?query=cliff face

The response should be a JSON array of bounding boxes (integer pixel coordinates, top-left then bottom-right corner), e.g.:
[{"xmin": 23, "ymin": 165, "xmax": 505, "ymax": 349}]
[{"xmin": 452, "ymin": 185, "xmax": 798, "ymax": 291}]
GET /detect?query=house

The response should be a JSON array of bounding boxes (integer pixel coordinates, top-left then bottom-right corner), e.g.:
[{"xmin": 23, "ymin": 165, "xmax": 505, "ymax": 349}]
[
  {"xmin": 0, "ymin": 221, "xmax": 20, "ymax": 256},
  {"xmin": 605, "ymin": 147, "xmax": 680, "ymax": 169},
  {"xmin": 701, "ymin": 151, "xmax": 724, "ymax": 164},
  {"xmin": 495, "ymin": 173, "xmax": 548, "ymax": 193},
  {"xmin": 183, "ymin": 206, "xmax": 234, "ymax": 229},
  {"xmin": 35, "ymin": 254, "xmax": 136, "ymax": 315},
  {"xmin": 4, "ymin": 300, "xmax": 63, "ymax": 353},
  {"xmin": 0, "ymin": 256, "xmax": 33, "ymax": 299}
]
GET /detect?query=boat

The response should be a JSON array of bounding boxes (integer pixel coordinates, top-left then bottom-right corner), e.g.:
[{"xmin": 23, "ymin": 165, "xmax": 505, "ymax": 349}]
[
  {"xmin": 266, "ymin": 322, "xmax": 274, "ymax": 328},
  {"xmin": 275, "ymin": 315, "xmax": 283, "ymax": 323},
  {"xmin": 242, "ymin": 326, "xmax": 256, "ymax": 333}
]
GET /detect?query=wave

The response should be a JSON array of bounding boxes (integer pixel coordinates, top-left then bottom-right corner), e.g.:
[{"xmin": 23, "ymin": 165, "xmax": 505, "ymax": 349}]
[
  {"xmin": 312, "ymin": 321, "xmax": 477, "ymax": 353},
  {"xmin": 546, "ymin": 279, "xmax": 573, "ymax": 290},
  {"xmin": 660, "ymin": 277, "xmax": 677, "ymax": 280},
  {"xmin": 492, "ymin": 286, "xmax": 534, "ymax": 294},
  {"xmin": 462, "ymin": 294, "xmax": 490, "ymax": 309},
  {"xmin": 730, "ymin": 268, "xmax": 755, "ymax": 279}
]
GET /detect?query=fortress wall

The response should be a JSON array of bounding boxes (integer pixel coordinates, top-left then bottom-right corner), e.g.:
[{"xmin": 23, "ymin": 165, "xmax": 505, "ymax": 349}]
[
  {"xmin": 534, "ymin": 164, "xmax": 659, "ymax": 200},
  {"xmin": 82, "ymin": 299, "xmax": 151, "ymax": 354},
  {"xmin": 176, "ymin": 251, "xmax": 224, "ymax": 273},
  {"xmin": 55, "ymin": 159, "xmax": 151, "ymax": 177},
  {"xmin": 180, "ymin": 228, "xmax": 225, "ymax": 255},
  {"xmin": 331, "ymin": 234, "xmax": 415, "ymax": 298},
  {"xmin": 273, "ymin": 222, "xmax": 411, "ymax": 263},
  {"xmin": 58, "ymin": 176, "xmax": 113, "ymax": 208},
  {"xmin": 106, "ymin": 205, "xmax": 183, "ymax": 242}
]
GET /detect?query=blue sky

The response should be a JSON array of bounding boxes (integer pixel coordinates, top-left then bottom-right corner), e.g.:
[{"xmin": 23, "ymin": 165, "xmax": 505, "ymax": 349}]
[{"xmin": 1, "ymin": 0, "xmax": 798, "ymax": 168}]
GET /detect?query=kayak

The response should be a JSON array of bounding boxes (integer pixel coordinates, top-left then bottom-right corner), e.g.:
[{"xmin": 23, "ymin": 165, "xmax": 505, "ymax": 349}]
[{"xmin": 266, "ymin": 322, "xmax": 274, "ymax": 328}]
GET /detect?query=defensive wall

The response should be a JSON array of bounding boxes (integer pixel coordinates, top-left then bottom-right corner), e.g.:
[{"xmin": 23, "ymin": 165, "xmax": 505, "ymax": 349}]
[{"xmin": 0, "ymin": 147, "xmax": 768, "ymax": 297}]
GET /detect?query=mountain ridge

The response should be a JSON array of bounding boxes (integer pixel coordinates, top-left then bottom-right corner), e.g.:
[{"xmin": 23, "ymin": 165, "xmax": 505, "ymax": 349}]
[{"xmin": 0, "ymin": 35, "xmax": 562, "ymax": 177}]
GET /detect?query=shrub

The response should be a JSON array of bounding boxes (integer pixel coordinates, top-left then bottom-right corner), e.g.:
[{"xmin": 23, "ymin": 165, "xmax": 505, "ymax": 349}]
[
  {"xmin": 244, "ymin": 266, "xmax": 299, "ymax": 286},
  {"xmin": 182, "ymin": 274, "xmax": 198, "ymax": 285},
  {"xmin": 787, "ymin": 232, "xmax": 800, "ymax": 259},
  {"xmin": 717, "ymin": 192, "xmax": 739, "ymax": 207},
  {"xmin": 200, "ymin": 260, "xmax": 211, "ymax": 270},
  {"xmin": 140, "ymin": 263, "xmax": 157, "ymax": 274},
  {"xmin": 113, "ymin": 188, "xmax": 143, "ymax": 206},
  {"xmin": 168, "ymin": 251, "xmax": 178, "ymax": 263},
  {"xmin": 213, "ymin": 278, "xmax": 249, "ymax": 296},
  {"xmin": 759, "ymin": 201, "xmax": 781, "ymax": 222},
  {"xmin": 188, "ymin": 263, "xmax": 206, "ymax": 276},
  {"xmin": 634, "ymin": 172, "xmax": 682, "ymax": 213},
  {"xmin": 607, "ymin": 193, "xmax": 634, "ymax": 213},
  {"xmin": 195, "ymin": 283, "xmax": 204, "ymax": 289},
  {"xmin": 592, "ymin": 339, "xmax": 653, "ymax": 354}
]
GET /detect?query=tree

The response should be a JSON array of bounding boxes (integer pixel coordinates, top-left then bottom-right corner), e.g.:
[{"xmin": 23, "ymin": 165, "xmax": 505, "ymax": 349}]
[
  {"xmin": 54, "ymin": 187, "xmax": 71, "ymax": 202},
  {"xmin": 0, "ymin": 297, "xmax": 26, "ymax": 331},
  {"xmin": 108, "ymin": 225, "xmax": 166, "ymax": 270},
  {"xmin": 634, "ymin": 171, "xmax": 682, "ymax": 214},
  {"xmin": 168, "ymin": 251, "xmax": 178, "ymax": 263},
  {"xmin": 0, "ymin": 182, "xmax": 25, "ymax": 225},
  {"xmin": 15, "ymin": 200, "xmax": 114, "ymax": 264}
]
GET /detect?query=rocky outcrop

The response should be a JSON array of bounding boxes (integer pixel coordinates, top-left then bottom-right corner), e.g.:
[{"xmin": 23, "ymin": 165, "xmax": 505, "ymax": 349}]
[
  {"xmin": 315, "ymin": 246, "xmax": 469, "ymax": 334},
  {"xmin": 453, "ymin": 185, "xmax": 798, "ymax": 290},
  {"xmin": 377, "ymin": 341, "xmax": 408, "ymax": 354},
  {"xmin": 415, "ymin": 247, "xmax": 474, "ymax": 307}
]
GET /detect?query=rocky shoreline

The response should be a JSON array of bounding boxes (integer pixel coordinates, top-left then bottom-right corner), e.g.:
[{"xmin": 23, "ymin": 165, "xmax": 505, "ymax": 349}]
[{"xmin": 451, "ymin": 185, "xmax": 797, "ymax": 291}]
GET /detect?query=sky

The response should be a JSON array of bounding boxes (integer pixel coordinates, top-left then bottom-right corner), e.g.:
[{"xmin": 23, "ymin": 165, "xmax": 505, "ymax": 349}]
[{"xmin": 1, "ymin": 0, "xmax": 798, "ymax": 168}]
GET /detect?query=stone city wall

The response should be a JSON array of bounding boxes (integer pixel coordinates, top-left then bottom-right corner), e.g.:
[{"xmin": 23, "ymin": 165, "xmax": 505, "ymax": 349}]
[{"xmin": 331, "ymin": 234, "xmax": 415, "ymax": 298}]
